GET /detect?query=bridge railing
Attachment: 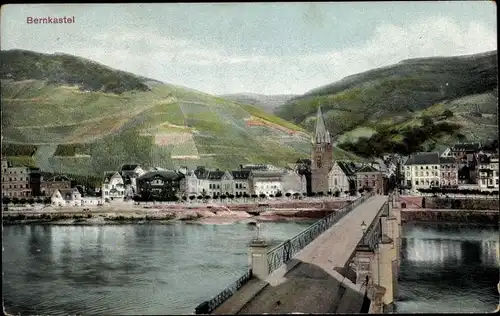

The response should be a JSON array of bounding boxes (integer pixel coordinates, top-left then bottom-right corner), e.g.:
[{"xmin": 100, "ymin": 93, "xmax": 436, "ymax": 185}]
[
  {"xmin": 344, "ymin": 194, "xmax": 393, "ymax": 276},
  {"xmin": 194, "ymin": 269, "xmax": 253, "ymax": 314},
  {"xmin": 267, "ymin": 191, "xmax": 375, "ymax": 275}
]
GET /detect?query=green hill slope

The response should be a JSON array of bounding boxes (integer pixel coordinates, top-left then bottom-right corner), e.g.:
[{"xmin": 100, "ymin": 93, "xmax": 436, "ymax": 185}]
[
  {"xmin": 274, "ymin": 51, "xmax": 498, "ymax": 155},
  {"xmin": 1, "ymin": 49, "xmax": 363, "ymax": 176}
]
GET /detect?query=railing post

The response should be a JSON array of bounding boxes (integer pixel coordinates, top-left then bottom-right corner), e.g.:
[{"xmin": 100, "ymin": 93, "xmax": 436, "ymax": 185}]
[
  {"xmin": 195, "ymin": 301, "xmax": 210, "ymax": 314},
  {"xmin": 249, "ymin": 238, "xmax": 269, "ymax": 280}
]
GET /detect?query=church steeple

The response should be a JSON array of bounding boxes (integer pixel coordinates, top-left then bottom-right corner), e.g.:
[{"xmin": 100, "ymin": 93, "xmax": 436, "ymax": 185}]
[{"xmin": 314, "ymin": 105, "xmax": 331, "ymax": 144}]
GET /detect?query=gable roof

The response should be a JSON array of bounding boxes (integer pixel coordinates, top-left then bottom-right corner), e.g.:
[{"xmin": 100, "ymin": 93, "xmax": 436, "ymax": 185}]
[
  {"xmin": 356, "ymin": 164, "xmax": 379, "ymax": 173},
  {"xmin": 251, "ymin": 170, "xmax": 283, "ymax": 178},
  {"xmin": 103, "ymin": 171, "xmax": 122, "ymax": 183},
  {"xmin": 121, "ymin": 164, "xmax": 140, "ymax": 172},
  {"xmin": 451, "ymin": 143, "xmax": 480, "ymax": 152},
  {"xmin": 232, "ymin": 170, "xmax": 251, "ymax": 180},
  {"xmin": 336, "ymin": 161, "xmax": 356, "ymax": 176},
  {"xmin": 138, "ymin": 170, "xmax": 184, "ymax": 181},
  {"xmin": 207, "ymin": 170, "xmax": 225, "ymax": 180},
  {"xmin": 404, "ymin": 152, "xmax": 440, "ymax": 165},
  {"xmin": 439, "ymin": 157, "xmax": 458, "ymax": 164},
  {"xmin": 46, "ymin": 175, "xmax": 72, "ymax": 182}
]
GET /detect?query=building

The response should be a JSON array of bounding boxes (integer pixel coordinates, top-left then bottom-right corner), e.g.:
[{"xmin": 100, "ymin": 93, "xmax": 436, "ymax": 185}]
[
  {"xmin": 441, "ymin": 143, "xmax": 481, "ymax": 159},
  {"xmin": 439, "ymin": 157, "xmax": 459, "ymax": 187},
  {"xmin": 29, "ymin": 168, "xmax": 42, "ymax": 197},
  {"xmin": 356, "ymin": 164, "xmax": 385, "ymax": 194},
  {"xmin": 282, "ymin": 167, "xmax": 307, "ymax": 194},
  {"xmin": 231, "ymin": 169, "xmax": 252, "ymax": 196},
  {"xmin": 40, "ymin": 175, "xmax": 72, "ymax": 197},
  {"xmin": 403, "ymin": 152, "xmax": 441, "ymax": 191},
  {"xmin": 310, "ymin": 106, "xmax": 333, "ymax": 194},
  {"xmin": 51, "ymin": 188, "xmax": 82, "ymax": 207},
  {"xmin": 120, "ymin": 164, "xmax": 146, "ymax": 196},
  {"xmin": 1, "ymin": 157, "xmax": 33, "ymax": 198},
  {"xmin": 102, "ymin": 171, "xmax": 125, "ymax": 201},
  {"xmin": 328, "ymin": 161, "xmax": 356, "ymax": 195},
  {"xmin": 477, "ymin": 155, "xmax": 499, "ymax": 191},
  {"xmin": 136, "ymin": 169, "xmax": 186, "ymax": 200},
  {"xmin": 250, "ymin": 170, "xmax": 283, "ymax": 196}
]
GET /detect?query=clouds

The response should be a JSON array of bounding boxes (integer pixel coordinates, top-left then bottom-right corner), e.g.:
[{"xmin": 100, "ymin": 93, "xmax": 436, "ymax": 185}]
[{"xmin": 1, "ymin": 4, "xmax": 497, "ymax": 95}]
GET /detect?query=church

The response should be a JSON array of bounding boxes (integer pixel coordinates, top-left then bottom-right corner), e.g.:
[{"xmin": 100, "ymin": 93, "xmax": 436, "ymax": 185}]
[{"xmin": 310, "ymin": 105, "xmax": 334, "ymax": 194}]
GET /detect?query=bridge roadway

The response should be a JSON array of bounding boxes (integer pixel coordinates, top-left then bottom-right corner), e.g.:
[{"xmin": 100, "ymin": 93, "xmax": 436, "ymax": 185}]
[{"xmin": 213, "ymin": 195, "xmax": 388, "ymax": 314}]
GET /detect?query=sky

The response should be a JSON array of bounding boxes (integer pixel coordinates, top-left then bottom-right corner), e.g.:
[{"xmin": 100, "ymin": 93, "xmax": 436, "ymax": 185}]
[{"xmin": 0, "ymin": 2, "xmax": 497, "ymax": 95}]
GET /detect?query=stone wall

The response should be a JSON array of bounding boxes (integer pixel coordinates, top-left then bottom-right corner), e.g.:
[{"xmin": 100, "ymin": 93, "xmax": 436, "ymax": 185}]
[
  {"xmin": 397, "ymin": 196, "xmax": 499, "ymax": 210},
  {"xmin": 401, "ymin": 209, "xmax": 498, "ymax": 224},
  {"xmin": 424, "ymin": 197, "xmax": 499, "ymax": 210}
]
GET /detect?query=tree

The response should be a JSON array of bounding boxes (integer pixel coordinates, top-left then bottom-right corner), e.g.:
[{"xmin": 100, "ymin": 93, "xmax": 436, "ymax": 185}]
[
  {"xmin": 358, "ymin": 188, "xmax": 364, "ymax": 194},
  {"xmin": 182, "ymin": 196, "xmax": 187, "ymax": 202},
  {"xmin": 220, "ymin": 195, "xmax": 227, "ymax": 201},
  {"xmin": 228, "ymin": 194, "xmax": 235, "ymax": 200},
  {"xmin": 212, "ymin": 193, "xmax": 218, "ymax": 200},
  {"xmin": 310, "ymin": 192, "xmax": 316, "ymax": 197},
  {"xmin": 27, "ymin": 198, "xmax": 35, "ymax": 205},
  {"xmin": 293, "ymin": 193, "xmax": 300, "ymax": 198},
  {"xmin": 317, "ymin": 191, "xmax": 324, "ymax": 197},
  {"xmin": 327, "ymin": 190, "xmax": 332, "ymax": 197},
  {"xmin": 275, "ymin": 192, "xmax": 283, "ymax": 198},
  {"xmin": 12, "ymin": 197, "xmax": 19, "ymax": 205},
  {"xmin": 44, "ymin": 197, "xmax": 52, "ymax": 204},
  {"xmin": 243, "ymin": 192, "xmax": 250, "ymax": 199},
  {"xmin": 442, "ymin": 109, "xmax": 454, "ymax": 118},
  {"xmin": 189, "ymin": 195, "xmax": 196, "ymax": 201},
  {"xmin": 2, "ymin": 197, "xmax": 11, "ymax": 205},
  {"xmin": 20, "ymin": 198, "xmax": 27, "ymax": 205},
  {"xmin": 285, "ymin": 192, "xmax": 292, "ymax": 198},
  {"xmin": 344, "ymin": 190, "xmax": 349, "ymax": 196},
  {"xmin": 204, "ymin": 195, "xmax": 211, "ymax": 201},
  {"xmin": 334, "ymin": 190, "xmax": 340, "ymax": 197},
  {"xmin": 259, "ymin": 193, "xmax": 266, "ymax": 199},
  {"xmin": 197, "ymin": 195, "xmax": 203, "ymax": 201},
  {"xmin": 251, "ymin": 194, "xmax": 258, "ymax": 199}
]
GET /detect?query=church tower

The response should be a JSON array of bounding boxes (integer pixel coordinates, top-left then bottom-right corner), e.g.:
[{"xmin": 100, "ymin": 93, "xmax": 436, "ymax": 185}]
[{"xmin": 310, "ymin": 105, "xmax": 333, "ymax": 194}]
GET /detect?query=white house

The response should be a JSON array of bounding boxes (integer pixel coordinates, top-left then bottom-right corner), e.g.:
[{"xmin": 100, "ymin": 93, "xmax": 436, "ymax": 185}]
[
  {"xmin": 250, "ymin": 170, "xmax": 283, "ymax": 196},
  {"xmin": 282, "ymin": 167, "xmax": 306, "ymax": 194},
  {"xmin": 403, "ymin": 152, "xmax": 441, "ymax": 192},
  {"xmin": 184, "ymin": 170, "xmax": 199, "ymax": 196},
  {"xmin": 231, "ymin": 170, "xmax": 252, "ymax": 196},
  {"xmin": 478, "ymin": 155, "xmax": 499, "ymax": 191},
  {"xmin": 102, "ymin": 171, "xmax": 125, "ymax": 201},
  {"xmin": 51, "ymin": 188, "xmax": 82, "ymax": 207},
  {"xmin": 328, "ymin": 161, "xmax": 356, "ymax": 195},
  {"xmin": 120, "ymin": 164, "xmax": 146, "ymax": 197}
]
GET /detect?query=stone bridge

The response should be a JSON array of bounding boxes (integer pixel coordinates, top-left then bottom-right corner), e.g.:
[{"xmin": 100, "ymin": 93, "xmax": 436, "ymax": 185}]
[{"xmin": 195, "ymin": 192, "xmax": 402, "ymax": 314}]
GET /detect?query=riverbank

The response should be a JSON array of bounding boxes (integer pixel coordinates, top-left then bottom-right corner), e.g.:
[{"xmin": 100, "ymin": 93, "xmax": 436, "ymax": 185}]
[
  {"xmin": 401, "ymin": 209, "xmax": 498, "ymax": 224},
  {"xmin": 2, "ymin": 198, "xmax": 352, "ymax": 225},
  {"xmin": 1, "ymin": 207, "xmax": 330, "ymax": 226}
]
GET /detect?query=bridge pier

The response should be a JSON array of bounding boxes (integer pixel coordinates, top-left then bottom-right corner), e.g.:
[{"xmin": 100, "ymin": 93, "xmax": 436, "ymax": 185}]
[{"xmin": 249, "ymin": 238, "xmax": 269, "ymax": 280}]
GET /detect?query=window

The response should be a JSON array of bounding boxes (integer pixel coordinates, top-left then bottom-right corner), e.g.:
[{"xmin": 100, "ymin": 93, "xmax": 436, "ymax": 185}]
[
  {"xmin": 420, "ymin": 166, "xmax": 423, "ymax": 170},
  {"xmin": 426, "ymin": 166, "xmax": 429, "ymax": 169},
  {"xmin": 26, "ymin": 184, "xmax": 29, "ymax": 188},
  {"xmin": 14, "ymin": 185, "xmax": 16, "ymax": 188},
  {"xmin": 415, "ymin": 181, "xmax": 419, "ymax": 185},
  {"xmin": 482, "ymin": 179, "xmax": 486, "ymax": 185},
  {"xmin": 426, "ymin": 172, "xmax": 429, "ymax": 176}
]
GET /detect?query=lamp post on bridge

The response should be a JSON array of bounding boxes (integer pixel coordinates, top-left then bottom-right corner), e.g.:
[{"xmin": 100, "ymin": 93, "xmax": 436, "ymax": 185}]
[{"xmin": 361, "ymin": 221, "xmax": 367, "ymax": 245}]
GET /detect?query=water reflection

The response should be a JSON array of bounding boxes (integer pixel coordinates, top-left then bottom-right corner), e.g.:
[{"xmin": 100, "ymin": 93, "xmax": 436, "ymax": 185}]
[
  {"xmin": 3, "ymin": 221, "xmax": 313, "ymax": 315},
  {"xmin": 396, "ymin": 222, "xmax": 498, "ymax": 314}
]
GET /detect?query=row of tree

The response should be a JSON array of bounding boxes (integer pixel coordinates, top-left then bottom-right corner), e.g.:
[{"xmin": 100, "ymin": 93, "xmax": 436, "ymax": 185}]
[
  {"xmin": 132, "ymin": 187, "xmax": 374, "ymax": 203},
  {"xmin": 417, "ymin": 187, "xmax": 499, "ymax": 197},
  {"xmin": 2, "ymin": 196, "xmax": 52, "ymax": 206}
]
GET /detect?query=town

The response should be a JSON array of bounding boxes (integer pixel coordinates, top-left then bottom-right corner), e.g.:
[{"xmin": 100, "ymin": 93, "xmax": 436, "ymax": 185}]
[{"xmin": 2, "ymin": 107, "xmax": 498, "ymax": 208}]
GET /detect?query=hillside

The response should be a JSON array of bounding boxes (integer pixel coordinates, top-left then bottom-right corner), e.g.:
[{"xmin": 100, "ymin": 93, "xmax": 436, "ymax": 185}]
[
  {"xmin": 219, "ymin": 93, "xmax": 297, "ymax": 113},
  {"xmin": 274, "ymin": 51, "xmax": 498, "ymax": 155},
  {"xmin": 0, "ymin": 49, "xmax": 362, "ymax": 176}
]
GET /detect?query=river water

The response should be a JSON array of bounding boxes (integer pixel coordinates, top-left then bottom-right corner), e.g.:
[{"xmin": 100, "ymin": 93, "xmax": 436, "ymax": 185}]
[
  {"xmin": 395, "ymin": 222, "xmax": 499, "ymax": 313},
  {"xmin": 2, "ymin": 221, "xmax": 498, "ymax": 315}
]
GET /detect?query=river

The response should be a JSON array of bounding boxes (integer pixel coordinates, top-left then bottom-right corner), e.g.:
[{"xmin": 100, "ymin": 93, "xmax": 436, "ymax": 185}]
[
  {"xmin": 2, "ymin": 221, "xmax": 314, "ymax": 315},
  {"xmin": 2, "ymin": 221, "xmax": 498, "ymax": 315},
  {"xmin": 395, "ymin": 222, "xmax": 498, "ymax": 313}
]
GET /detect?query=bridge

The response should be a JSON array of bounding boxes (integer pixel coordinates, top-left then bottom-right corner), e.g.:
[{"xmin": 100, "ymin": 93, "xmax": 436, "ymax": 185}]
[{"xmin": 195, "ymin": 192, "xmax": 402, "ymax": 314}]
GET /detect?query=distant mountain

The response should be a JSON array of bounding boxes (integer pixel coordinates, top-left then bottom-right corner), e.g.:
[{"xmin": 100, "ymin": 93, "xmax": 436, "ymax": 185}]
[
  {"xmin": 0, "ymin": 49, "xmax": 363, "ymax": 176},
  {"xmin": 274, "ymin": 51, "xmax": 498, "ymax": 154},
  {"xmin": 220, "ymin": 93, "xmax": 297, "ymax": 113}
]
